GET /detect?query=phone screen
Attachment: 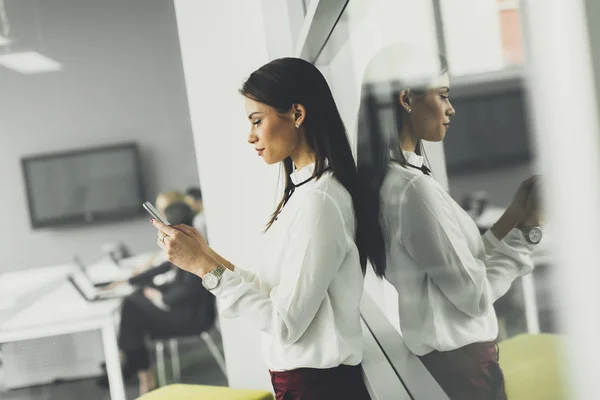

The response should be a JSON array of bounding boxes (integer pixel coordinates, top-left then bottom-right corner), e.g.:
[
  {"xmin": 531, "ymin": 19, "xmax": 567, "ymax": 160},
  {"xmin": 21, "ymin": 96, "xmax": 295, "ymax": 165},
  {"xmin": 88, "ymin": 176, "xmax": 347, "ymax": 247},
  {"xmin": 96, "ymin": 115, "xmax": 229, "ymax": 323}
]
[{"xmin": 142, "ymin": 202, "xmax": 170, "ymax": 225}]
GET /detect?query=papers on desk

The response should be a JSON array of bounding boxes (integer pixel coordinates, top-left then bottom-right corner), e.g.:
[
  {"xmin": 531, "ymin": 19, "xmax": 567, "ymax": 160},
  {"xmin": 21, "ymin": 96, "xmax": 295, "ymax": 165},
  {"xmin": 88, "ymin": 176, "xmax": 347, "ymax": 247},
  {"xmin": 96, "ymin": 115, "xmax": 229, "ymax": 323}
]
[
  {"xmin": 117, "ymin": 252, "xmax": 159, "ymax": 270},
  {"xmin": 84, "ymin": 258, "xmax": 133, "ymax": 283}
]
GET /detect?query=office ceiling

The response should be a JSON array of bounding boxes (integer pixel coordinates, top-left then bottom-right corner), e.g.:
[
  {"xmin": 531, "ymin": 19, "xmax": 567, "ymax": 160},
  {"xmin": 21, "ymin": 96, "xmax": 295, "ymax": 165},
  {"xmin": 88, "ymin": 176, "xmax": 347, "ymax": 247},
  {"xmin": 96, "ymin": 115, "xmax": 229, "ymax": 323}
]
[{"xmin": 0, "ymin": 0, "xmax": 180, "ymax": 78}]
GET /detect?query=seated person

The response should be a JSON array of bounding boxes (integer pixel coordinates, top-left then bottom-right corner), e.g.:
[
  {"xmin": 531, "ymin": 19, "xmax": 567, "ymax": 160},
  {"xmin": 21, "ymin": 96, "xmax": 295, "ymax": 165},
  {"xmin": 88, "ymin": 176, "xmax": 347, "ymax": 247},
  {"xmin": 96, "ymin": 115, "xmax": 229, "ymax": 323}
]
[
  {"xmin": 184, "ymin": 186, "xmax": 208, "ymax": 240},
  {"xmin": 104, "ymin": 201, "xmax": 215, "ymax": 395},
  {"xmin": 155, "ymin": 190, "xmax": 186, "ymax": 215}
]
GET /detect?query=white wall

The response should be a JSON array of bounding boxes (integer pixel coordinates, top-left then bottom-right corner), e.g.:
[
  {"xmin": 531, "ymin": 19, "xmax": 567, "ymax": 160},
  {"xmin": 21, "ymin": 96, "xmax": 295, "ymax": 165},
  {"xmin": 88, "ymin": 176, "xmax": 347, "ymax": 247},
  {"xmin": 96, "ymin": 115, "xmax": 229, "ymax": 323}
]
[
  {"xmin": 174, "ymin": 0, "xmax": 281, "ymax": 390},
  {"xmin": 523, "ymin": 0, "xmax": 600, "ymax": 397},
  {"xmin": 0, "ymin": 0, "xmax": 199, "ymax": 273}
]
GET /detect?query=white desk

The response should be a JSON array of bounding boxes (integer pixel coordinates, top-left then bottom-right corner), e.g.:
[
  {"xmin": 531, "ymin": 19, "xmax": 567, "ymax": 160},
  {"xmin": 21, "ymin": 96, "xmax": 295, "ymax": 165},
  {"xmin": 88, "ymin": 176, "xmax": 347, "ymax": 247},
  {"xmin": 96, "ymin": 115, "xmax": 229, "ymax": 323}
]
[{"xmin": 0, "ymin": 261, "xmax": 133, "ymax": 400}]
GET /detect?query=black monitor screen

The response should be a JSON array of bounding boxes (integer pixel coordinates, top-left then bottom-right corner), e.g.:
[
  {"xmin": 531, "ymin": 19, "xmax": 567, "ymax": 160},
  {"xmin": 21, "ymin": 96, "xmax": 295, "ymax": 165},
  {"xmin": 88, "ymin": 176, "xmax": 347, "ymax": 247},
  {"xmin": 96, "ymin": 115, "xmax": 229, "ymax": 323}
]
[{"xmin": 22, "ymin": 143, "xmax": 145, "ymax": 228}]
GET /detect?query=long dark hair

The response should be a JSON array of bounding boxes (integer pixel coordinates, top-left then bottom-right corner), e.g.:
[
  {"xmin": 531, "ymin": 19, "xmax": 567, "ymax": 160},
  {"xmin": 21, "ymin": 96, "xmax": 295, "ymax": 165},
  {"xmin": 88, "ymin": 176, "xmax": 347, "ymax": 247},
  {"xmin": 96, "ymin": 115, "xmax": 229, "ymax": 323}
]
[
  {"xmin": 240, "ymin": 57, "xmax": 385, "ymax": 277},
  {"xmin": 355, "ymin": 47, "xmax": 447, "ymax": 278}
]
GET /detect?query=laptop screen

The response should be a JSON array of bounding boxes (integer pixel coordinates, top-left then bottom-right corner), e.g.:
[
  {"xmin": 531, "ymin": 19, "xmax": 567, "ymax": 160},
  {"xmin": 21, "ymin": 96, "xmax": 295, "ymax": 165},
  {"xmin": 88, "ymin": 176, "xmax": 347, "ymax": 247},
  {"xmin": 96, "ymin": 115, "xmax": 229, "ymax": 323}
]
[{"xmin": 69, "ymin": 270, "xmax": 97, "ymax": 300}]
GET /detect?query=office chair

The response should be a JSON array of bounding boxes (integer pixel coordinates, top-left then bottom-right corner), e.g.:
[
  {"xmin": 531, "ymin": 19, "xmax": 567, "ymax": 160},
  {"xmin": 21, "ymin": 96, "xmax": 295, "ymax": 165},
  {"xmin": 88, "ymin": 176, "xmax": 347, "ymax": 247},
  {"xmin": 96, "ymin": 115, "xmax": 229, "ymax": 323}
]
[{"xmin": 152, "ymin": 327, "xmax": 226, "ymax": 387}]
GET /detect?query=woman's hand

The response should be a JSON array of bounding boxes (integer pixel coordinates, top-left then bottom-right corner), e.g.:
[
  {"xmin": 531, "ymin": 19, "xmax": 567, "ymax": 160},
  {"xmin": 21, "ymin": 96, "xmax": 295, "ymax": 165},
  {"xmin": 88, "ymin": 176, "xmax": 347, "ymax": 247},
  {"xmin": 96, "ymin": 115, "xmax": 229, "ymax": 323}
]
[
  {"xmin": 151, "ymin": 219, "xmax": 216, "ymax": 277},
  {"xmin": 143, "ymin": 287, "xmax": 163, "ymax": 301},
  {"xmin": 519, "ymin": 180, "xmax": 543, "ymax": 227},
  {"xmin": 103, "ymin": 280, "xmax": 125, "ymax": 291},
  {"xmin": 491, "ymin": 175, "xmax": 541, "ymax": 240},
  {"xmin": 506, "ymin": 176, "xmax": 539, "ymax": 224}
]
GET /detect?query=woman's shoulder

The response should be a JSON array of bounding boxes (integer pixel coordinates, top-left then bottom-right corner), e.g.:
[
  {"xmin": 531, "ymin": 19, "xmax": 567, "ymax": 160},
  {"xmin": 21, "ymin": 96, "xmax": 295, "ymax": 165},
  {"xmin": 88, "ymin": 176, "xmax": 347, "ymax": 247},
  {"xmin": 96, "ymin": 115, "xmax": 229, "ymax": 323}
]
[
  {"xmin": 309, "ymin": 172, "xmax": 353, "ymax": 215},
  {"xmin": 382, "ymin": 165, "xmax": 446, "ymax": 204},
  {"xmin": 314, "ymin": 170, "xmax": 349, "ymax": 197}
]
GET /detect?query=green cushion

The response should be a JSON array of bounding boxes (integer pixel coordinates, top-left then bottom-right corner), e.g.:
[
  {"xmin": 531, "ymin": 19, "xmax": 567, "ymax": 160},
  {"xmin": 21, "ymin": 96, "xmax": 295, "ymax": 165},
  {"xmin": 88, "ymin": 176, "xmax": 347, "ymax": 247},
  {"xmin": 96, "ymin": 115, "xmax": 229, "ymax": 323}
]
[
  {"xmin": 499, "ymin": 334, "xmax": 569, "ymax": 400},
  {"xmin": 136, "ymin": 384, "xmax": 274, "ymax": 400}
]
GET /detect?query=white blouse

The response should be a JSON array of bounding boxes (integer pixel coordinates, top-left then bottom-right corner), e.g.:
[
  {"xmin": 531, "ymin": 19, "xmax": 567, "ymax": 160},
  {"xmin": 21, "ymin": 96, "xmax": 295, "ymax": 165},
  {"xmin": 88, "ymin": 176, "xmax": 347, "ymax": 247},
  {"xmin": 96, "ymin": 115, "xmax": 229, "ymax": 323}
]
[
  {"xmin": 380, "ymin": 152, "xmax": 535, "ymax": 356},
  {"xmin": 211, "ymin": 163, "xmax": 364, "ymax": 371}
]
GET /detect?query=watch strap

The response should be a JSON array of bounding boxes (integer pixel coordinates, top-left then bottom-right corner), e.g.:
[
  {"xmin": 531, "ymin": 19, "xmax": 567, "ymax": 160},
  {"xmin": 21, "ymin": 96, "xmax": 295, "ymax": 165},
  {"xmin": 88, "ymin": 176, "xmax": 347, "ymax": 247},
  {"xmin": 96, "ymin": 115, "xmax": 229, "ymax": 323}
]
[{"xmin": 212, "ymin": 264, "xmax": 226, "ymax": 278}]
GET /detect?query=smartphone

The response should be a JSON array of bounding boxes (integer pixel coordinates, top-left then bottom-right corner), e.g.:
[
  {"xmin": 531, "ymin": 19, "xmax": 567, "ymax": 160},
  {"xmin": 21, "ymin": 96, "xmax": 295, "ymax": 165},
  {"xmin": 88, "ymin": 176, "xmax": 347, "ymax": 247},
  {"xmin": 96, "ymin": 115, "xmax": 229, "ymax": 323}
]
[{"xmin": 143, "ymin": 201, "xmax": 170, "ymax": 225}]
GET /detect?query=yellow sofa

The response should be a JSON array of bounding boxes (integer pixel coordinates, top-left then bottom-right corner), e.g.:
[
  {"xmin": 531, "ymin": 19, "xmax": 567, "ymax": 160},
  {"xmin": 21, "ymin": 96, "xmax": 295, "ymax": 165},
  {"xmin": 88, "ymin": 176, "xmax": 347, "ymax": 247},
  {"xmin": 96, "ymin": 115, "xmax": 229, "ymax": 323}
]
[
  {"xmin": 136, "ymin": 384, "xmax": 274, "ymax": 400},
  {"xmin": 499, "ymin": 334, "xmax": 569, "ymax": 400}
]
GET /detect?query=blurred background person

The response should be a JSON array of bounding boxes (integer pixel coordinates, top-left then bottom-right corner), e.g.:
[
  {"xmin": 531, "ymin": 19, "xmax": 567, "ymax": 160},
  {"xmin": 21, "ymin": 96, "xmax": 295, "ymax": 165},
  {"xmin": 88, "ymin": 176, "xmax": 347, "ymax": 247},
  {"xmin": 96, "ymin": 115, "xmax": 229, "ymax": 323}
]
[
  {"xmin": 102, "ymin": 200, "xmax": 215, "ymax": 396},
  {"xmin": 155, "ymin": 190, "xmax": 186, "ymax": 215},
  {"xmin": 184, "ymin": 186, "xmax": 208, "ymax": 240}
]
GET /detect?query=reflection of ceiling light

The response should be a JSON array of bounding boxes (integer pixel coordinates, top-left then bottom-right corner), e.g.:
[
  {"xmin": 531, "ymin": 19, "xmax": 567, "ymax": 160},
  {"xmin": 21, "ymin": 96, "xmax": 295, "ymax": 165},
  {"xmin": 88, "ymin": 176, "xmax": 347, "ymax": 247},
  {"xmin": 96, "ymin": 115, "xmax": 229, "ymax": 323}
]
[
  {"xmin": 0, "ymin": 35, "xmax": 11, "ymax": 46},
  {"xmin": 0, "ymin": 51, "xmax": 62, "ymax": 74}
]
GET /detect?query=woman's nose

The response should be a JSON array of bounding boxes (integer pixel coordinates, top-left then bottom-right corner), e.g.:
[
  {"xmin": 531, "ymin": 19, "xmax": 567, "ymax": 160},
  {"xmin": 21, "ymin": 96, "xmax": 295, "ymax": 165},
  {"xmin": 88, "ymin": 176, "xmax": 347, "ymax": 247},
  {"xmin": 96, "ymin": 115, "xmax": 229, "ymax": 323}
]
[
  {"xmin": 447, "ymin": 101, "xmax": 456, "ymax": 117},
  {"xmin": 248, "ymin": 132, "xmax": 257, "ymax": 144}
]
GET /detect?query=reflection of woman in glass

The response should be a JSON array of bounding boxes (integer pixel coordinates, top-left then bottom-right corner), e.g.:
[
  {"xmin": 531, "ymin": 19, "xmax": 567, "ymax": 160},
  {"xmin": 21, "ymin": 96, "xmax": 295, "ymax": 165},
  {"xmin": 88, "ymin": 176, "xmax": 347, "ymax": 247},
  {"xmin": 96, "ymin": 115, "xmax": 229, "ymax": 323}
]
[{"xmin": 358, "ymin": 45, "xmax": 542, "ymax": 399}]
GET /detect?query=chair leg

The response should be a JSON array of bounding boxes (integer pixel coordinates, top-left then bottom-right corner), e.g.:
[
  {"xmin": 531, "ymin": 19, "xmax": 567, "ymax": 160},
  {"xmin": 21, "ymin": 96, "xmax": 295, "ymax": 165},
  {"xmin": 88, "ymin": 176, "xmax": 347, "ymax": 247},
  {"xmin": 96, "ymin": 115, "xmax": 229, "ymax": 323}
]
[
  {"xmin": 169, "ymin": 339, "xmax": 181, "ymax": 383},
  {"xmin": 201, "ymin": 331, "xmax": 227, "ymax": 378},
  {"xmin": 155, "ymin": 341, "xmax": 167, "ymax": 387}
]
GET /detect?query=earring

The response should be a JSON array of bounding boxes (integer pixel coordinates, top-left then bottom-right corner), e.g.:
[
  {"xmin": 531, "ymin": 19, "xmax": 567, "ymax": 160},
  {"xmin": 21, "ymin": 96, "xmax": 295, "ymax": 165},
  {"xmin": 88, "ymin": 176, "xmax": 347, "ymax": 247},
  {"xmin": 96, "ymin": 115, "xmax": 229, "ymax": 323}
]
[
  {"xmin": 407, "ymin": 108, "xmax": 412, "ymax": 114},
  {"xmin": 295, "ymin": 124, "xmax": 300, "ymax": 129}
]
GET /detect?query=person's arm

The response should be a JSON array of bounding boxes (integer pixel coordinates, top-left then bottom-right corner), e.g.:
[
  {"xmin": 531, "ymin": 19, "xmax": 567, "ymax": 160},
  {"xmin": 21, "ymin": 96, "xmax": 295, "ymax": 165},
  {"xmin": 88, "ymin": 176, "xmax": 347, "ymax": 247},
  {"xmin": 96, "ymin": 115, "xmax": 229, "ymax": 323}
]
[
  {"xmin": 481, "ymin": 229, "xmax": 535, "ymax": 301},
  {"xmin": 401, "ymin": 176, "xmax": 534, "ymax": 317},
  {"xmin": 128, "ymin": 261, "xmax": 172, "ymax": 286},
  {"xmin": 162, "ymin": 270, "xmax": 206, "ymax": 306},
  {"xmin": 482, "ymin": 178, "xmax": 540, "ymax": 300},
  {"xmin": 206, "ymin": 190, "xmax": 351, "ymax": 344},
  {"xmin": 489, "ymin": 176, "xmax": 539, "ymax": 241}
]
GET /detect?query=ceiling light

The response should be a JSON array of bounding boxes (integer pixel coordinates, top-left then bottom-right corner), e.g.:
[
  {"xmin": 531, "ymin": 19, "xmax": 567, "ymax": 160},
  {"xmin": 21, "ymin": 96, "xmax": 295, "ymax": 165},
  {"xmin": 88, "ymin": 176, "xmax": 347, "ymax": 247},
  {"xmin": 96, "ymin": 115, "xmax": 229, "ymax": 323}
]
[{"xmin": 0, "ymin": 51, "xmax": 62, "ymax": 74}]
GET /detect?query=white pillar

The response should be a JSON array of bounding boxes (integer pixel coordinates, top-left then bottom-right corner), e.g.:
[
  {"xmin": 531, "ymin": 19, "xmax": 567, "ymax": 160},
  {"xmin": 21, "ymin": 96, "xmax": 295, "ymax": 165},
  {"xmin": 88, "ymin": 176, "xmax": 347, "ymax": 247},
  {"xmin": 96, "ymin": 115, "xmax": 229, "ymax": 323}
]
[
  {"xmin": 522, "ymin": 0, "xmax": 600, "ymax": 397},
  {"xmin": 173, "ymin": 0, "xmax": 280, "ymax": 390}
]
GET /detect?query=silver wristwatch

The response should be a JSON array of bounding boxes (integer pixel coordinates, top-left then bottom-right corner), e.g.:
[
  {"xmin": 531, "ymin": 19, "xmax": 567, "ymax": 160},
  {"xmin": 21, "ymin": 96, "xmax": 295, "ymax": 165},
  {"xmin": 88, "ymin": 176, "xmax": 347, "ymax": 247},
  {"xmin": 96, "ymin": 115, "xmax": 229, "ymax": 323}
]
[
  {"xmin": 202, "ymin": 264, "xmax": 226, "ymax": 290},
  {"xmin": 520, "ymin": 226, "xmax": 543, "ymax": 244}
]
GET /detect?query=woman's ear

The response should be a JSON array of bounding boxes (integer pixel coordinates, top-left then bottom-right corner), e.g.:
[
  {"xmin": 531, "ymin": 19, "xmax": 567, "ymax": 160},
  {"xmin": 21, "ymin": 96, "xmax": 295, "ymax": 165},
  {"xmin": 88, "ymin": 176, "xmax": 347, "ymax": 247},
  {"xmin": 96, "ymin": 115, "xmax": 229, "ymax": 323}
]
[
  {"xmin": 399, "ymin": 89, "xmax": 411, "ymax": 113},
  {"xmin": 292, "ymin": 103, "xmax": 306, "ymax": 128}
]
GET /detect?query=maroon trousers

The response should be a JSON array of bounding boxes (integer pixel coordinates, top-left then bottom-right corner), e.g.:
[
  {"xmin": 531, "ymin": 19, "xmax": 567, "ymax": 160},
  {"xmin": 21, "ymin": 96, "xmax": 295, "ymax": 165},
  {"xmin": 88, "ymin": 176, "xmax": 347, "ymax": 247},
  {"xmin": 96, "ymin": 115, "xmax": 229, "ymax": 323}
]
[
  {"xmin": 418, "ymin": 341, "xmax": 507, "ymax": 400},
  {"xmin": 269, "ymin": 364, "xmax": 371, "ymax": 400}
]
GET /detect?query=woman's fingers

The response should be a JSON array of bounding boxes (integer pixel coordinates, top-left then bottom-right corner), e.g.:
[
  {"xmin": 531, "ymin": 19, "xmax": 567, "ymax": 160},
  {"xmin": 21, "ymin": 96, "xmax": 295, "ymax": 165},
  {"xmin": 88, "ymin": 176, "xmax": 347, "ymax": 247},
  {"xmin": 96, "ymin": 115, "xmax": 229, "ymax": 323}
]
[
  {"xmin": 176, "ymin": 224, "xmax": 203, "ymax": 239},
  {"xmin": 151, "ymin": 219, "xmax": 184, "ymax": 237}
]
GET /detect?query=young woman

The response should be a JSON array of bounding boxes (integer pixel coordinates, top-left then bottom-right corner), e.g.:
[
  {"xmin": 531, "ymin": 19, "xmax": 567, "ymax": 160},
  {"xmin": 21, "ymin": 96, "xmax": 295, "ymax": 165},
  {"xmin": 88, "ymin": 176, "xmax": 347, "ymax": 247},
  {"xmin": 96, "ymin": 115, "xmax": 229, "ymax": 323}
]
[
  {"xmin": 151, "ymin": 57, "xmax": 384, "ymax": 399},
  {"xmin": 358, "ymin": 45, "xmax": 542, "ymax": 399}
]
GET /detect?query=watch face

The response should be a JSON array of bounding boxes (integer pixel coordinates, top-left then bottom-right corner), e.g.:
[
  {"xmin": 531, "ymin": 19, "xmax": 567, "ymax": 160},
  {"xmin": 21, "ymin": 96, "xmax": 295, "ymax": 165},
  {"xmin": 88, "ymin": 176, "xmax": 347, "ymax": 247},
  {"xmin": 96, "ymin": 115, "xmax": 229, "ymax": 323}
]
[
  {"xmin": 203, "ymin": 273, "xmax": 219, "ymax": 290},
  {"xmin": 528, "ymin": 227, "xmax": 543, "ymax": 244}
]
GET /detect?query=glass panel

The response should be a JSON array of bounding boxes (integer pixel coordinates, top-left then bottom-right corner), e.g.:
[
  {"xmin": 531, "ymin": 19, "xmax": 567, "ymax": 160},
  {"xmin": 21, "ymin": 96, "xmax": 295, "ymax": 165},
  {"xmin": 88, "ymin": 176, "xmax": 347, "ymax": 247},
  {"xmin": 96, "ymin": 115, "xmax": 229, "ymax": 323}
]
[
  {"xmin": 440, "ymin": 0, "xmax": 524, "ymax": 75},
  {"xmin": 497, "ymin": 0, "xmax": 524, "ymax": 65},
  {"xmin": 316, "ymin": 0, "xmax": 566, "ymax": 397}
]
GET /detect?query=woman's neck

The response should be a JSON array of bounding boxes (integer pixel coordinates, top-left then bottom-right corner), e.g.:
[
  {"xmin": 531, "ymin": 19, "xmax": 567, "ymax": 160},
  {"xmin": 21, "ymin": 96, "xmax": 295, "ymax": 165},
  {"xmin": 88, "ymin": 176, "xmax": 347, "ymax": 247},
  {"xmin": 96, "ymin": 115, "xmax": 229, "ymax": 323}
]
[
  {"xmin": 291, "ymin": 144, "xmax": 316, "ymax": 171},
  {"xmin": 399, "ymin": 126, "xmax": 418, "ymax": 153}
]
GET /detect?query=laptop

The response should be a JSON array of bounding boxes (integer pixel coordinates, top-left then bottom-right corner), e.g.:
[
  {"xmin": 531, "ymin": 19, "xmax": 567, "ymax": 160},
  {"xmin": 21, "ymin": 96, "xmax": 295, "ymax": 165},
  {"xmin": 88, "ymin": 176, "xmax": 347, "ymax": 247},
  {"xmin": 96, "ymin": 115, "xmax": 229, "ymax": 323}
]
[{"xmin": 69, "ymin": 259, "xmax": 135, "ymax": 302}]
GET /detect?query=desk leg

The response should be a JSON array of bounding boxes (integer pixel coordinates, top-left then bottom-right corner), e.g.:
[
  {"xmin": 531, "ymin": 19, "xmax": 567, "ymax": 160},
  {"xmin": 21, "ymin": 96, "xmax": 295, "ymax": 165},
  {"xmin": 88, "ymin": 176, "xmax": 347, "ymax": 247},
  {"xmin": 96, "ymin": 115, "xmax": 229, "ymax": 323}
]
[
  {"xmin": 522, "ymin": 274, "xmax": 541, "ymax": 334},
  {"xmin": 102, "ymin": 321, "xmax": 126, "ymax": 400}
]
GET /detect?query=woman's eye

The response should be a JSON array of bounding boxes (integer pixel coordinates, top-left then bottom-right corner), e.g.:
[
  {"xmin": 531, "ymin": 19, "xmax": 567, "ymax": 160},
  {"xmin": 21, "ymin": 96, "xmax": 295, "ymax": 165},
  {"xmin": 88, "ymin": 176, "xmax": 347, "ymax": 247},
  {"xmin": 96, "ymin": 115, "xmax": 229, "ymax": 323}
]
[
  {"xmin": 252, "ymin": 120, "xmax": 261, "ymax": 126},
  {"xmin": 441, "ymin": 94, "xmax": 449, "ymax": 100}
]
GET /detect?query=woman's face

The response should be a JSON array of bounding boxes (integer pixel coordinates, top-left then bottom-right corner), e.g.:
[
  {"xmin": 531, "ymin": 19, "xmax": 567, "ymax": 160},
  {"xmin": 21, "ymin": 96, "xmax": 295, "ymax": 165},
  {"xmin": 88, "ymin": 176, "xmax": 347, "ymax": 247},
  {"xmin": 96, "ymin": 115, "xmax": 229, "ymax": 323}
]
[
  {"xmin": 245, "ymin": 97, "xmax": 302, "ymax": 165},
  {"xmin": 406, "ymin": 76, "xmax": 455, "ymax": 143}
]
